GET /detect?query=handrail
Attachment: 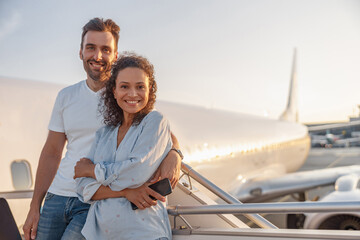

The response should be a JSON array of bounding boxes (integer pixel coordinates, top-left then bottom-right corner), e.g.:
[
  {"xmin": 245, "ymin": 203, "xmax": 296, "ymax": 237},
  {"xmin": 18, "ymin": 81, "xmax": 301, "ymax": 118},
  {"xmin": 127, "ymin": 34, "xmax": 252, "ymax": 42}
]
[
  {"xmin": 0, "ymin": 190, "xmax": 33, "ymax": 199},
  {"xmin": 180, "ymin": 162, "xmax": 277, "ymax": 229},
  {"xmin": 168, "ymin": 201, "xmax": 360, "ymax": 215}
]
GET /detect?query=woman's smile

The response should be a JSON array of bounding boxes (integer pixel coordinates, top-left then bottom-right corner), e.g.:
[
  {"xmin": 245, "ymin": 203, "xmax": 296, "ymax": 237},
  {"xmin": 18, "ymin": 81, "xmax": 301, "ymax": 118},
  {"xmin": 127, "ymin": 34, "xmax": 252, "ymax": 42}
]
[{"xmin": 113, "ymin": 67, "xmax": 150, "ymax": 119}]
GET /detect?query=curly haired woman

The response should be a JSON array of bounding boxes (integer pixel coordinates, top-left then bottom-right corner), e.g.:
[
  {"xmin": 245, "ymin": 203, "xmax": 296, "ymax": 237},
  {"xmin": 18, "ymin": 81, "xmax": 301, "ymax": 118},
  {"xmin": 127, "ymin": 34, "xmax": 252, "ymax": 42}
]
[{"xmin": 75, "ymin": 53, "xmax": 172, "ymax": 240}]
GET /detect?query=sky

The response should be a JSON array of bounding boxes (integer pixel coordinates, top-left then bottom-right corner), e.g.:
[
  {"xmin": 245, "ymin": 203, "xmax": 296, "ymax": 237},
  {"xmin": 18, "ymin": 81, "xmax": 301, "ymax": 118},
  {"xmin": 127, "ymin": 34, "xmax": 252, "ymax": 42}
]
[{"xmin": 0, "ymin": 0, "xmax": 359, "ymax": 123}]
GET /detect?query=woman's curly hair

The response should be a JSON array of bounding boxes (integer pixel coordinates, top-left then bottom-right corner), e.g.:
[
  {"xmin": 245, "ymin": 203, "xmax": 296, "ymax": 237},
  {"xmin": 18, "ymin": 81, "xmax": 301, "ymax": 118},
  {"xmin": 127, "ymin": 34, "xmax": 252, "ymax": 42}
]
[{"xmin": 101, "ymin": 52, "xmax": 157, "ymax": 126}]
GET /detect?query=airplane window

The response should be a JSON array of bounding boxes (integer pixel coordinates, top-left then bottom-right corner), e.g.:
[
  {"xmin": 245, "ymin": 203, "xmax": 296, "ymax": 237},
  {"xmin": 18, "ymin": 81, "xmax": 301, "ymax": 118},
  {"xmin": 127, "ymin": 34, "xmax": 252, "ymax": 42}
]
[{"xmin": 10, "ymin": 160, "xmax": 33, "ymax": 190}]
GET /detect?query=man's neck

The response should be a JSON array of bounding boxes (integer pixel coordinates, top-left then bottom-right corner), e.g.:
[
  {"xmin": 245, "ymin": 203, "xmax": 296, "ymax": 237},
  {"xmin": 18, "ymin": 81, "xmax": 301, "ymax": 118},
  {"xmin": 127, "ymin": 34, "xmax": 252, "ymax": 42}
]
[{"xmin": 86, "ymin": 78, "xmax": 106, "ymax": 92}]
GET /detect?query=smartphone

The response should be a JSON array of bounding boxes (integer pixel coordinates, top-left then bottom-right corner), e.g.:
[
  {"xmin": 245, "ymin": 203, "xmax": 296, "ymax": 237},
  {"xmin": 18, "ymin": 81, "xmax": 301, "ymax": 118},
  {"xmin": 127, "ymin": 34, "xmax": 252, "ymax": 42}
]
[{"xmin": 131, "ymin": 178, "xmax": 172, "ymax": 210}]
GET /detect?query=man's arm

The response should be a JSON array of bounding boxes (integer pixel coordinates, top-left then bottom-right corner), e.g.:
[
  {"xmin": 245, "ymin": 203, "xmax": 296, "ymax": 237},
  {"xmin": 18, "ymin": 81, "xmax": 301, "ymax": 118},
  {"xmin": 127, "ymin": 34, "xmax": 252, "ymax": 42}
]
[
  {"xmin": 23, "ymin": 131, "xmax": 66, "ymax": 240},
  {"xmin": 151, "ymin": 132, "xmax": 182, "ymax": 188}
]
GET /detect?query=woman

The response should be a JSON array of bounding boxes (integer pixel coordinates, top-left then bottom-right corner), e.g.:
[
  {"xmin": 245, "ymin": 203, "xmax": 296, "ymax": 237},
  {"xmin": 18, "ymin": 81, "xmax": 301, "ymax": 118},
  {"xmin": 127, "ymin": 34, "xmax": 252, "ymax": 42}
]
[{"xmin": 75, "ymin": 53, "xmax": 172, "ymax": 240}]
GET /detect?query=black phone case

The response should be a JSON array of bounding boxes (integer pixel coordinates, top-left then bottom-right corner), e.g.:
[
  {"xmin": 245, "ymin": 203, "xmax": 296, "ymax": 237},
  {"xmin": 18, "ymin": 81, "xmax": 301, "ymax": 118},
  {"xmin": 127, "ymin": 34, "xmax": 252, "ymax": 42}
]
[{"xmin": 131, "ymin": 178, "xmax": 172, "ymax": 210}]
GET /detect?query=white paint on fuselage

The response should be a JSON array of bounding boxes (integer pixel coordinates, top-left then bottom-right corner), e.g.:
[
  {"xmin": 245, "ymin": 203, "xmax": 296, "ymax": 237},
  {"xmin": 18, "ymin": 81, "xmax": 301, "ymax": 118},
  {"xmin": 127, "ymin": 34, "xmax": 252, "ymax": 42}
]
[
  {"xmin": 0, "ymin": 77, "xmax": 64, "ymax": 228},
  {"xmin": 156, "ymin": 101, "xmax": 310, "ymax": 193},
  {"xmin": 0, "ymin": 78, "xmax": 64, "ymax": 191}
]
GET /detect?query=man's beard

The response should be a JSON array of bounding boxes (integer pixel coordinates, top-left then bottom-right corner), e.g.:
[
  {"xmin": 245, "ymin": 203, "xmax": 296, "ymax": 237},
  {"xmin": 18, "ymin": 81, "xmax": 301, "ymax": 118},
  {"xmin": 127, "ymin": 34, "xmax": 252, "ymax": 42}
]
[{"xmin": 84, "ymin": 59, "xmax": 112, "ymax": 82}]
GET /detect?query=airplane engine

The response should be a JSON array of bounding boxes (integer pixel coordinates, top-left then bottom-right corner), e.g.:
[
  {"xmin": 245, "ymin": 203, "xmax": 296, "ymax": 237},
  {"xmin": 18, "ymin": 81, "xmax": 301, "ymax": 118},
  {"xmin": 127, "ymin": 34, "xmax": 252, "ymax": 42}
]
[{"xmin": 303, "ymin": 174, "xmax": 360, "ymax": 230}]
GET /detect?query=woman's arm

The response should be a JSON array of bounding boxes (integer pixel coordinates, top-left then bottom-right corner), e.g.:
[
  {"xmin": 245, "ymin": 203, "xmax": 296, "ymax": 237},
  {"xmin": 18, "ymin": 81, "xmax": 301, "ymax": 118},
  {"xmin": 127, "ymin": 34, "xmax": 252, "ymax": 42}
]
[
  {"xmin": 76, "ymin": 175, "xmax": 165, "ymax": 209},
  {"xmin": 74, "ymin": 158, "xmax": 165, "ymax": 201},
  {"xmin": 91, "ymin": 184, "xmax": 165, "ymax": 209}
]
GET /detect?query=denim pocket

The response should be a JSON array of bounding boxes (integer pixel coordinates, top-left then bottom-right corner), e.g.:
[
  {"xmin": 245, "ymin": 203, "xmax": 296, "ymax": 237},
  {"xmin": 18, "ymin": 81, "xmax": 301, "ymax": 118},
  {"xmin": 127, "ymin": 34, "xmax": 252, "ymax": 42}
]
[{"xmin": 44, "ymin": 192, "xmax": 55, "ymax": 201}]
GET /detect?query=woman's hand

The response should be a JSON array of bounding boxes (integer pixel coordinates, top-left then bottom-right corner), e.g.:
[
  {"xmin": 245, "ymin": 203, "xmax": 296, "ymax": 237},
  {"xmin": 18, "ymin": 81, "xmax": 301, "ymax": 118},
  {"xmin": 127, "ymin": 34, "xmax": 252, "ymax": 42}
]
[
  {"xmin": 124, "ymin": 183, "xmax": 166, "ymax": 210},
  {"xmin": 74, "ymin": 158, "xmax": 96, "ymax": 179}
]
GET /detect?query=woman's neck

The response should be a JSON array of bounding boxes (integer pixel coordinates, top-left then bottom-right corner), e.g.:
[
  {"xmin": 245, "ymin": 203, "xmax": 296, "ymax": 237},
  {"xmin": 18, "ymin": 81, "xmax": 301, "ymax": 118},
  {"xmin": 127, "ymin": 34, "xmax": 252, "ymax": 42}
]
[{"xmin": 122, "ymin": 112, "xmax": 134, "ymax": 127}]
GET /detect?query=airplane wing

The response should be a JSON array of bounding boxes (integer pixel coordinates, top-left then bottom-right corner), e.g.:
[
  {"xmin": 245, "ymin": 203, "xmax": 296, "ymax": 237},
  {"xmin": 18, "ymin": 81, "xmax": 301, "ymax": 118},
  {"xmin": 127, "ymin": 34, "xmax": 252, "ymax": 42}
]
[
  {"xmin": 307, "ymin": 120, "xmax": 360, "ymax": 133},
  {"xmin": 232, "ymin": 165, "xmax": 360, "ymax": 203}
]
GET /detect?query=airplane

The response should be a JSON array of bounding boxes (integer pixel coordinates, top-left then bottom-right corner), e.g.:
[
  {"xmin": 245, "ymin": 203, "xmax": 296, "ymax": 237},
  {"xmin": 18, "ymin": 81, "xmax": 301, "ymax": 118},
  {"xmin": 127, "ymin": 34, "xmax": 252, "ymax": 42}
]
[
  {"xmin": 310, "ymin": 132, "xmax": 338, "ymax": 148},
  {"xmin": 1, "ymin": 50, "xmax": 360, "ymax": 239},
  {"xmin": 310, "ymin": 132, "xmax": 360, "ymax": 148}
]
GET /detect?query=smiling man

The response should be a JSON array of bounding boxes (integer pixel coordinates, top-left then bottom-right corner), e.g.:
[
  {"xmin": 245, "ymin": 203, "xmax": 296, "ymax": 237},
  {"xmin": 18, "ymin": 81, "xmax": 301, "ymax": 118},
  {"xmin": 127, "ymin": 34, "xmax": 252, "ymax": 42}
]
[
  {"xmin": 80, "ymin": 30, "xmax": 117, "ymax": 90},
  {"xmin": 23, "ymin": 18, "xmax": 182, "ymax": 240}
]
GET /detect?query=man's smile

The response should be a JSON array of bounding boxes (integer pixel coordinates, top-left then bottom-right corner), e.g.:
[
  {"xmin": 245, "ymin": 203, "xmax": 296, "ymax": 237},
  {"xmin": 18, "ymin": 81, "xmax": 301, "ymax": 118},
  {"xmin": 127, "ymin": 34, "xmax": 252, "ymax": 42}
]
[{"xmin": 89, "ymin": 60, "xmax": 106, "ymax": 71}]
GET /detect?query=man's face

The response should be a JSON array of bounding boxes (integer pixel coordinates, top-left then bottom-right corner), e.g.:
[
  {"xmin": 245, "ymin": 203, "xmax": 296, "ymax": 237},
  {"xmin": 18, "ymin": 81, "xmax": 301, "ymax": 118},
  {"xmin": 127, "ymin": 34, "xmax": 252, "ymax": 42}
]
[{"xmin": 80, "ymin": 31, "xmax": 118, "ymax": 83}]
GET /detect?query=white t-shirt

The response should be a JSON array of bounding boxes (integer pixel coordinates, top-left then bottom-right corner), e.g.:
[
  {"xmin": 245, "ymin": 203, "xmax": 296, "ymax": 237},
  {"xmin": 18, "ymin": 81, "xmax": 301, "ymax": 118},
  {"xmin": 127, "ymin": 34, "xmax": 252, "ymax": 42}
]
[{"xmin": 48, "ymin": 80, "xmax": 104, "ymax": 197}]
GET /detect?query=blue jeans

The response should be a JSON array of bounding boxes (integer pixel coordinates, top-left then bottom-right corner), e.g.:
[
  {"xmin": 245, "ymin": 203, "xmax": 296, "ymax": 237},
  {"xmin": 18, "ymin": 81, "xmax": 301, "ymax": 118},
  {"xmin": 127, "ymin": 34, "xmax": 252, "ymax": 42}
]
[{"xmin": 36, "ymin": 192, "xmax": 90, "ymax": 240}]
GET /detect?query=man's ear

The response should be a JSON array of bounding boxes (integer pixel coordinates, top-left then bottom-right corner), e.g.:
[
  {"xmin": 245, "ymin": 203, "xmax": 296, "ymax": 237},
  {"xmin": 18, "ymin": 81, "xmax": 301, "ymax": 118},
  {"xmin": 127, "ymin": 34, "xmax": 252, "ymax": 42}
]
[
  {"xmin": 79, "ymin": 49, "xmax": 83, "ymax": 60},
  {"xmin": 115, "ymin": 51, "xmax": 118, "ymax": 59}
]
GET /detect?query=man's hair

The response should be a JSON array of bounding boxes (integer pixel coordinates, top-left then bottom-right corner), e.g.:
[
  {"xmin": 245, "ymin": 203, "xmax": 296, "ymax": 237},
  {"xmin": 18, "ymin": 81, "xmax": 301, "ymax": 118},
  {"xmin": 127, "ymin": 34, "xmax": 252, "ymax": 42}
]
[
  {"xmin": 101, "ymin": 52, "xmax": 157, "ymax": 126},
  {"xmin": 81, "ymin": 18, "xmax": 120, "ymax": 51}
]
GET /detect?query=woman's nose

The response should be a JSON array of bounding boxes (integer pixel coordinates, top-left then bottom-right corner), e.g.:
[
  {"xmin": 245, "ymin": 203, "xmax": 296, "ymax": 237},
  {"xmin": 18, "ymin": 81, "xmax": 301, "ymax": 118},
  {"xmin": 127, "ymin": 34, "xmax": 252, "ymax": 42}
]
[{"xmin": 128, "ymin": 88, "xmax": 137, "ymax": 96}]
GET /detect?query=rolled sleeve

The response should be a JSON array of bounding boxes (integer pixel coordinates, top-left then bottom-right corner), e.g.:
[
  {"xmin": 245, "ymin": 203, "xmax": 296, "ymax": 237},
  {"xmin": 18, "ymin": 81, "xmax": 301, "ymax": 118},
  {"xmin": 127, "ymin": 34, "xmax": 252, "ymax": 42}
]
[{"xmin": 75, "ymin": 177, "xmax": 101, "ymax": 203}]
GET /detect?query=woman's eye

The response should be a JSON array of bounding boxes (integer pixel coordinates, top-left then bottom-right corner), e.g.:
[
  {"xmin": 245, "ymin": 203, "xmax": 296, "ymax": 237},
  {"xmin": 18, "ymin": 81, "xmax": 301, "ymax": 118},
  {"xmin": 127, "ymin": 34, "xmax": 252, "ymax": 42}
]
[{"xmin": 120, "ymin": 85, "xmax": 127, "ymax": 89}]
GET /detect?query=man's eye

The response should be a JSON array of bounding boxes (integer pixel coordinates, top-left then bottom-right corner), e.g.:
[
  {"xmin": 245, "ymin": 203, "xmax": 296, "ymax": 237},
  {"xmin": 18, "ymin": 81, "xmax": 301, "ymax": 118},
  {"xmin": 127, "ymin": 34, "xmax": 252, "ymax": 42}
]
[
  {"xmin": 87, "ymin": 46, "xmax": 95, "ymax": 50},
  {"xmin": 103, "ymin": 48, "xmax": 110, "ymax": 53}
]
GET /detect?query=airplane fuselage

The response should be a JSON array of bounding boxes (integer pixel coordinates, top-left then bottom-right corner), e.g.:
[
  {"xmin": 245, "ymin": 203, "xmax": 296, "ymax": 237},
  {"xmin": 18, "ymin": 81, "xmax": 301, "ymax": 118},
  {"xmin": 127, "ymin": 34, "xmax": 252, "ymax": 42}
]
[{"xmin": 157, "ymin": 101, "xmax": 310, "ymax": 194}]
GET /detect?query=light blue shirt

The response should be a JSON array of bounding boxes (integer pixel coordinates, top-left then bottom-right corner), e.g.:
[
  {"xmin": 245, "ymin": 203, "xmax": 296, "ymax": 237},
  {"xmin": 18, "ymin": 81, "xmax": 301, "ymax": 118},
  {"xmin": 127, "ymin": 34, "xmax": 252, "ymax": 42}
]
[{"xmin": 76, "ymin": 110, "xmax": 172, "ymax": 240}]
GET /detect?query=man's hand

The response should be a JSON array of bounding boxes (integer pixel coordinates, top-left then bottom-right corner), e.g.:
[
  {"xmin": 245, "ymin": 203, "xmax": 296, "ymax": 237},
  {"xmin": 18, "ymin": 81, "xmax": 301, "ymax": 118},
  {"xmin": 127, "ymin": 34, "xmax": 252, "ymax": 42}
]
[
  {"xmin": 151, "ymin": 150, "xmax": 181, "ymax": 188},
  {"xmin": 124, "ymin": 183, "xmax": 165, "ymax": 210},
  {"xmin": 23, "ymin": 207, "xmax": 40, "ymax": 240},
  {"xmin": 74, "ymin": 158, "xmax": 96, "ymax": 179}
]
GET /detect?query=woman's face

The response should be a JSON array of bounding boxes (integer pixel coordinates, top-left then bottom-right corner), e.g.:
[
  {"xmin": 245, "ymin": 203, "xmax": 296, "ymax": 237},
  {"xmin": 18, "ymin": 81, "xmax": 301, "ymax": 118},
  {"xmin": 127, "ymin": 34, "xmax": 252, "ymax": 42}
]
[{"xmin": 113, "ymin": 67, "xmax": 150, "ymax": 117}]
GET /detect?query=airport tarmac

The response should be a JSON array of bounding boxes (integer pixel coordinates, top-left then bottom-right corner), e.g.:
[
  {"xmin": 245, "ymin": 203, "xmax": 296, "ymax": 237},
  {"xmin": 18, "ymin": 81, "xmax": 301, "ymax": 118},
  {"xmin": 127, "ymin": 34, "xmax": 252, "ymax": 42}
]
[{"xmin": 299, "ymin": 147, "xmax": 360, "ymax": 171}]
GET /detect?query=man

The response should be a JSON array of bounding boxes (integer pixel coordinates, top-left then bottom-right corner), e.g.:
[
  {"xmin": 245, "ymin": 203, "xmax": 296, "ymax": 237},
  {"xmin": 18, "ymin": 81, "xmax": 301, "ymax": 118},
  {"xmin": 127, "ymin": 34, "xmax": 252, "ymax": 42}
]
[{"xmin": 23, "ymin": 18, "xmax": 182, "ymax": 240}]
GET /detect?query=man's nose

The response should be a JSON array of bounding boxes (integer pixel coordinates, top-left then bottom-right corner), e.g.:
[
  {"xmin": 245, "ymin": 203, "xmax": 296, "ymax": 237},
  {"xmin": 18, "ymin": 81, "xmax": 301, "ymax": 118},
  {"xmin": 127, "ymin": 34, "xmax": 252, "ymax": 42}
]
[{"xmin": 93, "ymin": 49, "xmax": 102, "ymax": 61}]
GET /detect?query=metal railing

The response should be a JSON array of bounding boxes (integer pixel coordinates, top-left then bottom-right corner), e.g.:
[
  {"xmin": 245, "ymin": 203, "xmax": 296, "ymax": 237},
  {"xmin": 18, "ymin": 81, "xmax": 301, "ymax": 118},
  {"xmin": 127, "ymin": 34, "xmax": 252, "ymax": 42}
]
[
  {"xmin": 178, "ymin": 163, "xmax": 277, "ymax": 229},
  {"xmin": 0, "ymin": 190, "xmax": 33, "ymax": 199},
  {"xmin": 168, "ymin": 201, "xmax": 360, "ymax": 215}
]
